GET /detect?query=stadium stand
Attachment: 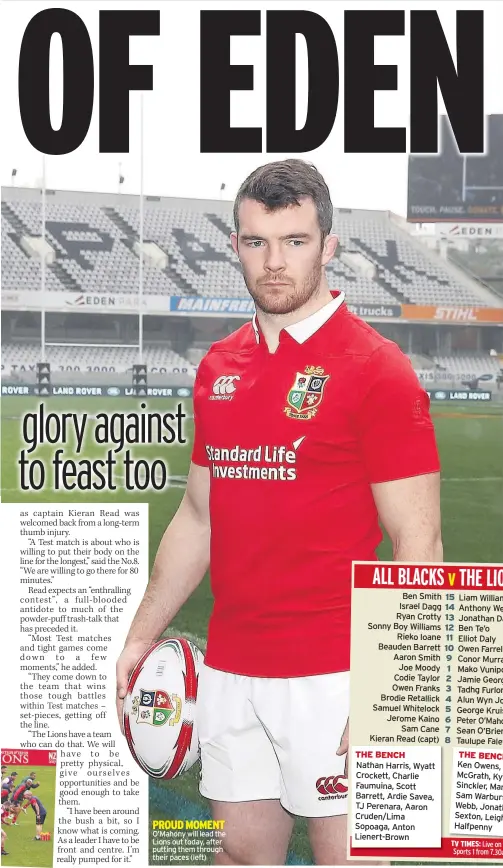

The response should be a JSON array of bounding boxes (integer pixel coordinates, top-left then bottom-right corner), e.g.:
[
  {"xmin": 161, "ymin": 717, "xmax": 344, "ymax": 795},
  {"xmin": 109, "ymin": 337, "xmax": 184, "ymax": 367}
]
[
  {"xmin": 447, "ymin": 240, "xmax": 503, "ymax": 299},
  {"xmin": 3, "ymin": 187, "xmax": 500, "ymax": 308},
  {"xmin": 1, "ymin": 343, "xmax": 194, "ymax": 375},
  {"xmin": 432, "ymin": 353, "xmax": 502, "ymax": 381},
  {"xmin": 185, "ymin": 347, "xmax": 207, "ymax": 366}
]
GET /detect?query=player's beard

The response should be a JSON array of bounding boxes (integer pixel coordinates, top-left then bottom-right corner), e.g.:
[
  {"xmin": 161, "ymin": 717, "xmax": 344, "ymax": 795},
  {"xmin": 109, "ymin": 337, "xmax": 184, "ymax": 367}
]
[{"xmin": 243, "ymin": 250, "xmax": 324, "ymax": 316}]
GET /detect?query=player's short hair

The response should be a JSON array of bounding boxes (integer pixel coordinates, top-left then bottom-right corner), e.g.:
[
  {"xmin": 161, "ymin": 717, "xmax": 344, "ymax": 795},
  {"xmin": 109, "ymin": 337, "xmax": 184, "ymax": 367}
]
[{"xmin": 233, "ymin": 159, "xmax": 333, "ymax": 240}]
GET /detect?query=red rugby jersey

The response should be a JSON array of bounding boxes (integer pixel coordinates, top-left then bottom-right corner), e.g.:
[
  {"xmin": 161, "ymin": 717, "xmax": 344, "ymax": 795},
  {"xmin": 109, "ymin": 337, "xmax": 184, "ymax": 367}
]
[{"xmin": 192, "ymin": 292, "xmax": 440, "ymax": 677}]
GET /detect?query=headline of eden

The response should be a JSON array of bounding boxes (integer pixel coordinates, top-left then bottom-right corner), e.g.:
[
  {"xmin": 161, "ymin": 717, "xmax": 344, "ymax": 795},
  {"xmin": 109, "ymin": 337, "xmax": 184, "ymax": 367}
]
[{"xmin": 18, "ymin": 8, "xmax": 485, "ymax": 156}]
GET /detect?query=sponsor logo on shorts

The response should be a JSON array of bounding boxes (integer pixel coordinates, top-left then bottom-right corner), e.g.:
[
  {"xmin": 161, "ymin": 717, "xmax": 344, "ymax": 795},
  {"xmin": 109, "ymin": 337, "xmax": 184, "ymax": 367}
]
[{"xmin": 316, "ymin": 775, "xmax": 348, "ymax": 800}]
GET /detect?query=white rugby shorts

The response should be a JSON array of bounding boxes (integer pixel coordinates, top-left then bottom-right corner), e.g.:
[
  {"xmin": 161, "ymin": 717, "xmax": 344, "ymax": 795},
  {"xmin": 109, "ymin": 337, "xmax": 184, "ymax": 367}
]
[{"xmin": 196, "ymin": 664, "xmax": 350, "ymax": 817}]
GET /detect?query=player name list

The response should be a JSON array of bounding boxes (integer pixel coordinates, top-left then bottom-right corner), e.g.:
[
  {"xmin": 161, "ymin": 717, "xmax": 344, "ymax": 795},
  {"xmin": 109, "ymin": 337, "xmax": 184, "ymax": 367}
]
[{"xmin": 349, "ymin": 562, "xmax": 503, "ymax": 860}]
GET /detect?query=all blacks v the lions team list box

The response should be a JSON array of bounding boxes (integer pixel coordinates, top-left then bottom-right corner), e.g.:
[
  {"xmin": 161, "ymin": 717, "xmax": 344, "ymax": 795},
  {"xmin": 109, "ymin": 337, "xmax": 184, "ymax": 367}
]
[{"xmin": 348, "ymin": 562, "xmax": 503, "ymax": 863}]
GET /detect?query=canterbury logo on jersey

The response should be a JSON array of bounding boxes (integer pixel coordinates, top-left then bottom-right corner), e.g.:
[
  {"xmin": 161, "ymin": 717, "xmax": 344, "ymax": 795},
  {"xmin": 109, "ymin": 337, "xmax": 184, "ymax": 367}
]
[{"xmin": 210, "ymin": 375, "xmax": 240, "ymax": 400}]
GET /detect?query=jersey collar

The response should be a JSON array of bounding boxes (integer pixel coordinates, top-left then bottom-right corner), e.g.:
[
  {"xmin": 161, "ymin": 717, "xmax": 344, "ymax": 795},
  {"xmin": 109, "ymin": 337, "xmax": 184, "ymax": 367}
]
[{"xmin": 252, "ymin": 290, "xmax": 345, "ymax": 345}]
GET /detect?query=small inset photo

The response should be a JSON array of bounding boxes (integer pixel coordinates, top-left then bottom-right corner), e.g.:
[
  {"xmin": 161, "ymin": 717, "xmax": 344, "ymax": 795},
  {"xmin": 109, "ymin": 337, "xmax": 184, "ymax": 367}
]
[{"xmin": 1, "ymin": 749, "xmax": 56, "ymax": 867}]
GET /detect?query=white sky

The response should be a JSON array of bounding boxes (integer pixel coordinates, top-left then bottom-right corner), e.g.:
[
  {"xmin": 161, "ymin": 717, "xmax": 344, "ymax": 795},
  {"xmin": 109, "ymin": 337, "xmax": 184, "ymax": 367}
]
[{"xmin": 1, "ymin": 0, "xmax": 502, "ymax": 216}]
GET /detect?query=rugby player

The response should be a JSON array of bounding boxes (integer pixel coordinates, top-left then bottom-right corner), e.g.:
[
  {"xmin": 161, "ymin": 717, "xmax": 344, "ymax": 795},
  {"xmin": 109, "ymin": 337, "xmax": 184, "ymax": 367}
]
[
  {"xmin": 19, "ymin": 771, "xmax": 39, "ymax": 811},
  {"xmin": 10, "ymin": 776, "xmax": 34, "ymax": 824},
  {"xmin": 1, "ymin": 771, "xmax": 17, "ymax": 802},
  {"xmin": 117, "ymin": 159, "xmax": 442, "ymax": 865},
  {"xmin": 1, "ymin": 814, "xmax": 7, "ymax": 856},
  {"xmin": 20, "ymin": 771, "xmax": 38, "ymax": 789},
  {"xmin": 23, "ymin": 790, "xmax": 47, "ymax": 840},
  {"xmin": 1, "ymin": 799, "xmax": 13, "ymax": 825}
]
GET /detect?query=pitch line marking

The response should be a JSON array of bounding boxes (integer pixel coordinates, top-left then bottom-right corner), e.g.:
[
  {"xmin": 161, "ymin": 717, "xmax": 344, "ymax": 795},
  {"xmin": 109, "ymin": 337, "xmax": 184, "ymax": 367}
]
[
  {"xmin": 442, "ymin": 476, "xmax": 503, "ymax": 482},
  {"xmin": 432, "ymin": 412, "xmax": 502, "ymax": 419}
]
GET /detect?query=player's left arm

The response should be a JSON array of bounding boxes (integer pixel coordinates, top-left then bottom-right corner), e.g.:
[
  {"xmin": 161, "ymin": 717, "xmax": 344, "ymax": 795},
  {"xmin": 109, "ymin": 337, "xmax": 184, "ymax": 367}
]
[
  {"xmin": 357, "ymin": 343, "xmax": 443, "ymax": 561},
  {"xmin": 371, "ymin": 472, "xmax": 443, "ymax": 562}
]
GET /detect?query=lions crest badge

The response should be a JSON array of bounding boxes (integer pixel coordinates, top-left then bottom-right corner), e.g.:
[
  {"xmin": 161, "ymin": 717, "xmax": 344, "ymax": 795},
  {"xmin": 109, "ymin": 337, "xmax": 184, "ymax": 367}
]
[
  {"xmin": 132, "ymin": 689, "xmax": 182, "ymax": 727},
  {"xmin": 284, "ymin": 366, "xmax": 330, "ymax": 419}
]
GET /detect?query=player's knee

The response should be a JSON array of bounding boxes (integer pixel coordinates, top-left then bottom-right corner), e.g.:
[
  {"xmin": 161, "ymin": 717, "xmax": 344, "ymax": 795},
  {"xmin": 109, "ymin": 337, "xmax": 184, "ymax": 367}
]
[
  {"xmin": 216, "ymin": 837, "xmax": 277, "ymax": 866},
  {"xmin": 214, "ymin": 842, "xmax": 246, "ymax": 865},
  {"xmin": 236, "ymin": 840, "xmax": 290, "ymax": 865}
]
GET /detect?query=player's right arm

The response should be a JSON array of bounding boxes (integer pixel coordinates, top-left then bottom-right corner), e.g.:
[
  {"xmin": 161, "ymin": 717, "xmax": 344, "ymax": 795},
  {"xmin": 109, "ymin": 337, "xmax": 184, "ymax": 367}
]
[{"xmin": 116, "ymin": 461, "xmax": 210, "ymax": 731}]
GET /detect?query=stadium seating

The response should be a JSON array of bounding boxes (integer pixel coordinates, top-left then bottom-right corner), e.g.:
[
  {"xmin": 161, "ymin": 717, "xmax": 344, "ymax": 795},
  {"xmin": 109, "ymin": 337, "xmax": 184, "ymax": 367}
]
[
  {"xmin": 2, "ymin": 191, "xmax": 497, "ymax": 307},
  {"xmin": 185, "ymin": 347, "xmax": 208, "ymax": 366},
  {"xmin": 1, "ymin": 343, "xmax": 195, "ymax": 375},
  {"xmin": 448, "ymin": 242, "xmax": 503, "ymax": 299},
  {"xmin": 5, "ymin": 342, "xmax": 500, "ymax": 385},
  {"xmin": 432, "ymin": 353, "xmax": 502, "ymax": 380}
]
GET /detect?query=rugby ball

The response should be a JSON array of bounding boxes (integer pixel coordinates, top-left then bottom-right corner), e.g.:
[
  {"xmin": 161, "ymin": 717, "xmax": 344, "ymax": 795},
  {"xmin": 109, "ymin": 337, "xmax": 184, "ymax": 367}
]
[{"xmin": 123, "ymin": 637, "xmax": 204, "ymax": 779}]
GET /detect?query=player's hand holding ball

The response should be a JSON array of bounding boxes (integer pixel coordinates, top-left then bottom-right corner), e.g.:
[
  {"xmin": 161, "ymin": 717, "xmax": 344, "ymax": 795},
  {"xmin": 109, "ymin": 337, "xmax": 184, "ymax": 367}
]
[
  {"xmin": 119, "ymin": 637, "xmax": 204, "ymax": 779},
  {"xmin": 116, "ymin": 639, "xmax": 157, "ymax": 735}
]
